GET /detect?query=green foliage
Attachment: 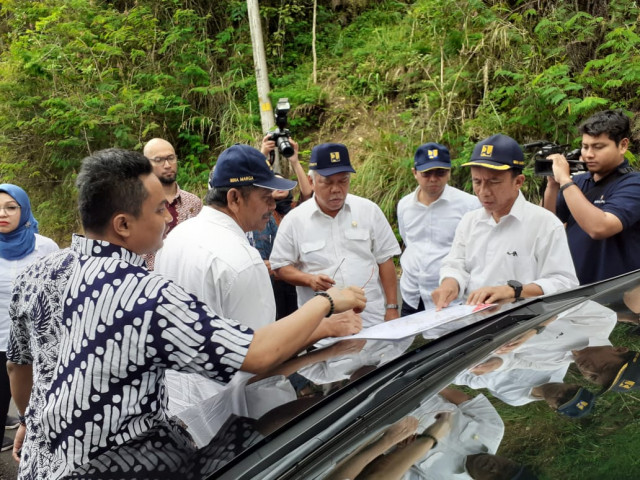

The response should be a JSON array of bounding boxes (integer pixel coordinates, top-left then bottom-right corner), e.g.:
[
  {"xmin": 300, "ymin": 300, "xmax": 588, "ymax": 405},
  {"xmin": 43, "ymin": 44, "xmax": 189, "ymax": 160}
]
[{"xmin": 1, "ymin": 0, "xmax": 639, "ymax": 243}]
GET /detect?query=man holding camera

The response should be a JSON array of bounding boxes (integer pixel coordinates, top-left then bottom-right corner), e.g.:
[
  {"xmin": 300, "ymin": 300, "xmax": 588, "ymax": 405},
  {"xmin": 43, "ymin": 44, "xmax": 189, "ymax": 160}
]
[
  {"xmin": 544, "ymin": 110, "xmax": 640, "ymax": 285},
  {"xmin": 432, "ymin": 134, "xmax": 578, "ymax": 310},
  {"xmin": 270, "ymin": 143, "xmax": 401, "ymax": 327}
]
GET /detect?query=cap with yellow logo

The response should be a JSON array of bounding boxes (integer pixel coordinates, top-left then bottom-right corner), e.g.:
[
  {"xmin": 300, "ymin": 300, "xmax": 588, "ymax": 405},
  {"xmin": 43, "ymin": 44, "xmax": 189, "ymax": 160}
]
[
  {"xmin": 462, "ymin": 134, "xmax": 526, "ymax": 171},
  {"xmin": 414, "ymin": 142, "xmax": 451, "ymax": 172},
  {"xmin": 605, "ymin": 351, "xmax": 640, "ymax": 393},
  {"xmin": 309, "ymin": 143, "xmax": 356, "ymax": 176}
]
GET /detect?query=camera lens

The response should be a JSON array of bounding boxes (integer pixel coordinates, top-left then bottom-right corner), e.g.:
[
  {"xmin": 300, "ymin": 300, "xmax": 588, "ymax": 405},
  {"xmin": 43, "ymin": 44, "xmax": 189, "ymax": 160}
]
[{"xmin": 277, "ymin": 137, "xmax": 294, "ymax": 158}]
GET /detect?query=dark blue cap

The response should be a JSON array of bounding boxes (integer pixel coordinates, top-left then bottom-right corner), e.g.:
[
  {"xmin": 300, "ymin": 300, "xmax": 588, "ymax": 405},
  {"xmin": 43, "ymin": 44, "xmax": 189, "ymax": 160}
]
[
  {"xmin": 556, "ymin": 387, "xmax": 596, "ymax": 418},
  {"xmin": 414, "ymin": 143, "xmax": 451, "ymax": 171},
  {"xmin": 309, "ymin": 143, "xmax": 356, "ymax": 176},
  {"xmin": 210, "ymin": 144, "xmax": 296, "ymax": 190},
  {"xmin": 605, "ymin": 351, "xmax": 640, "ymax": 393},
  {"xmin": 462, "ymin": 134, "xmax": 526, "ymax": 170}
]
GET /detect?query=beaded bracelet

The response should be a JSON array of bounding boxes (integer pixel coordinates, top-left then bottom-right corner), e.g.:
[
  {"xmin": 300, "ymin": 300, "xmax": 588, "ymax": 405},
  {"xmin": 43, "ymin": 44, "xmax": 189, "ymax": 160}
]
[{"xmin": 314, "ymin": 291, "xmax": 335, "ymax": 317}]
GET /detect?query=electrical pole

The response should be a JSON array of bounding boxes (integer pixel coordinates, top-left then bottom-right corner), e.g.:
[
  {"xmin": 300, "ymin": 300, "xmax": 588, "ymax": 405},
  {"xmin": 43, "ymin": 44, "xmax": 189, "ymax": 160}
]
[{"xmin": 247, "ymin": 0, "xmax": 280, "ymax": 171}]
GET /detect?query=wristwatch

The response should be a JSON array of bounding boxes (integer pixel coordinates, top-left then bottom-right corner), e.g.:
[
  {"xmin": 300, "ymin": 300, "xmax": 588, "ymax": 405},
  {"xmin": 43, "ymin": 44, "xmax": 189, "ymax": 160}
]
[
  {"xmin": 507, "ymin": 280, "xmax": 523, "ymax": 300},
  {"xmin": 385, "ymin": 303, "xmax": 399, "ymax": 310}
]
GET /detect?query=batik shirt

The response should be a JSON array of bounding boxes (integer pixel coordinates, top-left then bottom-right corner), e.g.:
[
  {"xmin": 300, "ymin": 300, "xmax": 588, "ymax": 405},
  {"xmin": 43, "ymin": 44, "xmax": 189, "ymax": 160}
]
[{"xmin": 7, "ymin": 235, "xmax": 253, "ymax": 479}]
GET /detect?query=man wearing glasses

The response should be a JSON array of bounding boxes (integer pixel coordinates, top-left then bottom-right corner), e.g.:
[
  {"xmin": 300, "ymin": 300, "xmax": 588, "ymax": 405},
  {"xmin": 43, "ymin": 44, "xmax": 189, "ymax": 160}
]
[
  {"xmin": 397, "ymin": 143, "xmax": 480, "ymax": 316},
  {"xmin": 142, "ymin": 138, "xmax": 202, "ymax": 269}
]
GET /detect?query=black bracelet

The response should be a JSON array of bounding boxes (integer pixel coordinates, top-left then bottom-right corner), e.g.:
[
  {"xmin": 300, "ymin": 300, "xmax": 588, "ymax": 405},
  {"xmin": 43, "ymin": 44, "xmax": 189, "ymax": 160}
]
[
  {"xmin": 418, "ymin": 432, "xmax": 438, "ymax": 448},
  {"xmin": 18, "ymin": 413, "xmax": 26, "ymax": 426},
  {"xmin": 314, "ymin": 291, "xmax": 334, "ymax": 317},
  {"xmin": 560, "ymin": 181, "xmax": 576, "ymax": 193}
]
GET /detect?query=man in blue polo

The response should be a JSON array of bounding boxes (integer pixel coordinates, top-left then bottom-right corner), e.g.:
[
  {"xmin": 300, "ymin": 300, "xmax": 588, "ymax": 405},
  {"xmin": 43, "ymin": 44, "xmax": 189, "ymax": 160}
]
[
  {"xmin": 432, "ymin": 134, "xmax": 578, "ymax": 310},
  {"xmin": 544, "ymin": 110, "xmax": 640, "ymax": 284},
  {"xmin": 397, "ymin": 143, "xmax": 479, "ymax": 316}
]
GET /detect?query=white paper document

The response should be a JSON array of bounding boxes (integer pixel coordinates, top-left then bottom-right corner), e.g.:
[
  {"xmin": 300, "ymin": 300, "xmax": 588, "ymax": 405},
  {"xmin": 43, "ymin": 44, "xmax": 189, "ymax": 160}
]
[{"xmin": 328, "ymin": 303, "xmax": 495, "ymax": 342}]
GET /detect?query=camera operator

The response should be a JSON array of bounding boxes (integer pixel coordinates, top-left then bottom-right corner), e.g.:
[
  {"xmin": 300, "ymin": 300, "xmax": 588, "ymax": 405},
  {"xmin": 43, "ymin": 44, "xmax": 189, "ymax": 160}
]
[
  {"xmin": 252, "ymin": 135, "xmax": 313, "ymax": 319},
  {"xmin": 543, "ymin": 110, "xmax": 640, "ymax": 285}
]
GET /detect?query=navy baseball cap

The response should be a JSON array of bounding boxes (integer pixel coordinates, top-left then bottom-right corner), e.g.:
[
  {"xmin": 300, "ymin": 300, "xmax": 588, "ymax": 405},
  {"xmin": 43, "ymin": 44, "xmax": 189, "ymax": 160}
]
[
  {"xmin": 556, "ymin": 387, "xmax": 596, "ymax": 418},
  {"xmin": 604, "ymin": 351, "xmax": 640, "ymax": 393},
  {"xmin": 309, "ymin": 143, "xmax": 356, "ymax": 176},
  {"xmin": 414, "ymin": 143, "xmax": 451, "ymax": 172},
  {"xmin": 210, "ymin": 144, "xmax": 296, "ymax": 190},
  {"xmin": 461, "ymin": 134, "xmax": 526, "ymax": 171}
]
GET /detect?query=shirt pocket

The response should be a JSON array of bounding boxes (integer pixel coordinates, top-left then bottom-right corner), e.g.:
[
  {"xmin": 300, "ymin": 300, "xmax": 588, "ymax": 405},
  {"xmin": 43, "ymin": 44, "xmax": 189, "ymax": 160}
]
[
  {"xmin": 344, "ymin": 228, "xmax": 370, "ymax": 242},
  {"xmin": 343, "ymin": 228, "xmax": 373, "ymax": 259},
  {"xmin": 300, "ymin": 239, "xmax": 327, "ymax": 268}
]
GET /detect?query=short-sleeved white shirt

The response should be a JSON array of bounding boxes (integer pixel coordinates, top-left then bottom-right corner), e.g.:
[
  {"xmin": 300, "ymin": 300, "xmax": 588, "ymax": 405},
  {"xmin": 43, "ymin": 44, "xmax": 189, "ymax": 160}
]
[
  {"xmin": 0, "ymin": 233, "xmax": 58, "ymax": 351},
  {"xmin": 397, "ymin": 184, "xmax": 480, "ymax": 309},
  {"xmin": 270, "ymin": 194, "xmax": 401, "ymax": 327},
  {"xmin": 440, "ymin": 191, "xmax": 579, "ymax": 297},
  {"xmin": 155, "ymin": 206, "xmax": 275, "ymax": 328}
]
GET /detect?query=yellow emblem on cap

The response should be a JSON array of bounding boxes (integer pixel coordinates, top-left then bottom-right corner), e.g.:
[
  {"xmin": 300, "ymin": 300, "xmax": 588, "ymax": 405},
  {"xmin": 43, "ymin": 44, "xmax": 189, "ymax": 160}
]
[
  {"xmin": 428, "ymin": 149, "xmax": 438, "ymax": 159},
  {"xmin": 330, "ymin": 151, "xmax": 341, "ymax": 163},
  {"xmin": 576, "ymin": 401, "xmax": 588, "ymax": 410},
  {"xmin": 481, "ymin": 145, "xmax": 493, "ymax": 157},
  {"xmin": 619, "ymin": 380, "xmax": 636, "ymax": 389}
]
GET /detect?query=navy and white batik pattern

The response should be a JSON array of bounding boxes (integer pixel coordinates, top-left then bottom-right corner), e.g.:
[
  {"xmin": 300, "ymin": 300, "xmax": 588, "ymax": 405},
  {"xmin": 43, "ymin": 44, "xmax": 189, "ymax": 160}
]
[{"xmin": 7, "ymin": 235, "xmax": 254, "ymax": 479}]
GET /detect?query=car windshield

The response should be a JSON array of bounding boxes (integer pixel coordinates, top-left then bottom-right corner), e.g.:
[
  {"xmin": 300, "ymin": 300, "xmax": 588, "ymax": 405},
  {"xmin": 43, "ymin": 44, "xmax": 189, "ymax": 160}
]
[{"xmin": 66, "ymin": 271, "xmax": 640, "ymax": 479}]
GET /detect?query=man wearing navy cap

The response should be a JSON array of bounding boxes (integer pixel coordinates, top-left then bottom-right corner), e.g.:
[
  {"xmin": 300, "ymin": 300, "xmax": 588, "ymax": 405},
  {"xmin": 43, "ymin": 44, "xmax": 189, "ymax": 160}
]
[
  {"xmin": 270, "ymin": 143, "xmax": 402, "ymax": 327},
  {"xmin": 397, "ymin": 143, "xmax": 480, "ymax": 316},
  {"xmin": 156, "ymin": 144, "xmax": 363, "ymax": 416},
  {"xmin": 432, "ymin": 134, "xmax": 578, "ymax": 310}
]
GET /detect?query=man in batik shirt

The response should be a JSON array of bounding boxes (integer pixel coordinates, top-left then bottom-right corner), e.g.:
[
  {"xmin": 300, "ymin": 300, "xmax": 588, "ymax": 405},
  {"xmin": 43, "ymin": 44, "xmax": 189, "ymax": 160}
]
[{"xmin": 6, "ymin": 148, "xmax": 365, "ymax": 479}]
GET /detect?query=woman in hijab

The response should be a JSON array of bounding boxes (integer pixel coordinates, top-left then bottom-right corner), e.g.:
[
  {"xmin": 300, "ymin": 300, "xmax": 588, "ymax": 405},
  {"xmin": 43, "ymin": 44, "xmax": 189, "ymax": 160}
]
[{"xmin": 0, "ymin": 184, "xmax": 58, "ymax": 453}]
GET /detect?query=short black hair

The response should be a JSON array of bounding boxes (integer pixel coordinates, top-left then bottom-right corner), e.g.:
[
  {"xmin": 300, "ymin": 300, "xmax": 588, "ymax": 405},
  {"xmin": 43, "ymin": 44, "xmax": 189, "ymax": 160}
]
[
  {"xmin": 204, "ymin": 185, "xmax": 257, "ymax": 207},
  {"xmin": 579, "ymin": 110, "xmax": 631, "ymax": 145},
  {"xmin": 76, "ymin": 148, "xmax": 152, "ymax": 233}
]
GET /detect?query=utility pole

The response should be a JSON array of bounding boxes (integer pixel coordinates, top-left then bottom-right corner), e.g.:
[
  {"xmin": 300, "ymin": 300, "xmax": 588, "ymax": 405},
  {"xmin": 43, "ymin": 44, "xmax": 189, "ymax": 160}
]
[{"xmin": 247, "ymin": 0, "xmax": 280, "ymax": 171}]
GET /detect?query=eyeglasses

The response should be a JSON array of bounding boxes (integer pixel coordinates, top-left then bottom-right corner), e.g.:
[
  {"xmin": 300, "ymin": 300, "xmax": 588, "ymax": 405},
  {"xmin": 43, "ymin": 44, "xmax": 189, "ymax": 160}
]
[
  {"xmin": 150, "ymin": 154, "xmax": 178, "ymax": 165},
  {"xmin": 419, "ymin": 169, "xmax": 449, "ymax": 178},
  {"xmin": 0, "ymin": 205, "xmax": 20, "ymax": 216}
]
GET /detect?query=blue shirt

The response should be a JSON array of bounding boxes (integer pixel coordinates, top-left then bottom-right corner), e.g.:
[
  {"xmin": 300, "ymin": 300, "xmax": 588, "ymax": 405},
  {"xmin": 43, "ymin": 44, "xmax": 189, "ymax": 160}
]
[
  {"xmin": 556, "ymin": 161, "xmax": 640, "ymax": 284},
  {"xmin": 7, "ymin": 235, "xmax": 254, "ymax": 479}
]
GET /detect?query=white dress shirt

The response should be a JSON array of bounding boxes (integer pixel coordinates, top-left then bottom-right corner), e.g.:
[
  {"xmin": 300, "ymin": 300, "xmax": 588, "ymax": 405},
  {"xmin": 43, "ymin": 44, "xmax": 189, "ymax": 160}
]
[
  {"xmin": 398, "ymin": 184, "xmax": 480, "ymax": 309},
  {"xmin": 155, "ymin": 207, "xmax": 275, "ymax": 417},
  {"xmin": 440, "ymin": 191, "xmax": 578, "ymax": 297},
  {"xmin": 270, "ymin": 194, "xmax": 401, "ymax": 327},
  {"xmin": 155, "ymin": 206, "xmax": 275, "ymax": 328},
  {"xmin": 0, "ymin": 233, "xmax": 58, "ymax": 351},
  {"xmin": 454, "ymin": 300, "xmax": 615, "ymax": 406}
]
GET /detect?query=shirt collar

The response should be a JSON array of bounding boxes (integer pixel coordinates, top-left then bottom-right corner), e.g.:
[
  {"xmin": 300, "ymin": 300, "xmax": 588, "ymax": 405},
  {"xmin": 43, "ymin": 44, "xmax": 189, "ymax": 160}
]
[
  {"xmin": 410, "ymin": 184, "xmax": 454, "ymax": 207},
  {"xmin": 311, "ymin": 193, "xmax": 352, "ymax": 218},
  {"xmin": 169, "ymin": 183, "xmax": 184, "ymax": 205},
  {"xmin": 478, "ymin": 190, "xmax": 525, "ymax": 224},
  {"xmin": 71, "ymin": 234, "xmax": 146, "ymax": 267},
  {"xmin": 201, "ymin": 206, "xmax": 250, "ymax": 241}
]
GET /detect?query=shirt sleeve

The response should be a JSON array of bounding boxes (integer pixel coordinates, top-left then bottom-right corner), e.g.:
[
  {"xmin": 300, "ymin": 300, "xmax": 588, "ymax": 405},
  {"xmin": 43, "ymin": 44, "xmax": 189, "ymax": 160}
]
[
  {"xmin": 600, "ymin": 173, "xmax": 640, "ymax": 228},
  {"xmin": 439, "ymin": 215, "xmax": 471, "ymax": 297},
  {"xmin": 6, "ymin": 273, "xmax": 34, "ymax": 365},
  {"xmin": 269, "ymin": 213, "xmax": 299, "ymax": 270},
  {"xmin": 370, "ymin": 203, "xmax": 401, "ymax": 264},
  {"xmin": 151, "ymin": 280, "xmax": 254, "ymax": 384},
  {"xmin": 529, "ymin": 219, "xmax": 579, "ymax": 294}
]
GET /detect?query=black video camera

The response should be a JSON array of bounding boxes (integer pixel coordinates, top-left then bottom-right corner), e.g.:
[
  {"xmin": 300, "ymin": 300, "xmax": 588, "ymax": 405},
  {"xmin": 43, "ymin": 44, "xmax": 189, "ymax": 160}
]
[
  {"xmin": 267, "ymin": 98, "xmax": 294, "ymax": 162},
  {"xmin": 523, "ymin": 141, "xmax": 586, "ymax": 176}
]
